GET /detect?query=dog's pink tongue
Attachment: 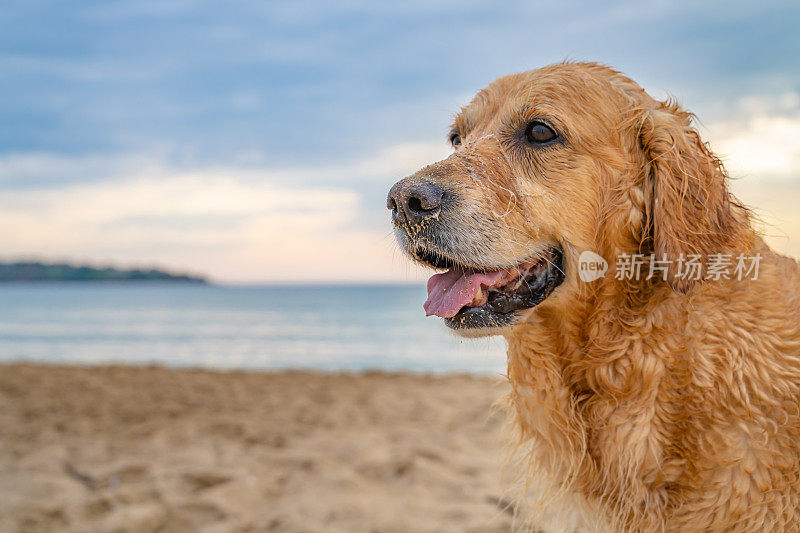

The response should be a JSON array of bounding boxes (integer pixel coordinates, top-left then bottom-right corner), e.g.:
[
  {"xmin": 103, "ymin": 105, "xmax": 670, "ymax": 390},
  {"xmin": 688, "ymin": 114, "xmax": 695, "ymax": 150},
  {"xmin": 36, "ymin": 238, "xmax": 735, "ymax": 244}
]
[{"xmin": 424, "ymin": 269, "xmax": 506, "ymax": 318}]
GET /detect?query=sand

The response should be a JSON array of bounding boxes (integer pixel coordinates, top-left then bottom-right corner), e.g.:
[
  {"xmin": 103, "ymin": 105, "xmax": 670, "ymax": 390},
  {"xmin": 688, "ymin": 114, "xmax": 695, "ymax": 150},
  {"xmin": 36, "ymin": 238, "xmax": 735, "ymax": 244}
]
[{"xmin": 0, "ymin": 364, "xmax": 515, "ymax": 532}]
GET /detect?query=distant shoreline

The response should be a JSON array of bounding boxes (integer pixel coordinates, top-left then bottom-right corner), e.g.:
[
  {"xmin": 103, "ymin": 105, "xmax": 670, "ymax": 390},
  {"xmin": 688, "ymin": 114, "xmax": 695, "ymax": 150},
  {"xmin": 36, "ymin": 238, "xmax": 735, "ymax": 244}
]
[{"xmin": 0, "ymin": 261, "xmax": 207, "ymax": 283}]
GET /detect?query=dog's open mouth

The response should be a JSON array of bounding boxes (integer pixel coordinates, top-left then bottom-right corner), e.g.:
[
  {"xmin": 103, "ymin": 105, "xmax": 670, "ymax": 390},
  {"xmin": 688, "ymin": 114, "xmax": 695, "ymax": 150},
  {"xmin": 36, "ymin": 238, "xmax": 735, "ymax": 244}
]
[{"xmin": 415, "ymin": 246, "xmax": 565, "ymax": 330}]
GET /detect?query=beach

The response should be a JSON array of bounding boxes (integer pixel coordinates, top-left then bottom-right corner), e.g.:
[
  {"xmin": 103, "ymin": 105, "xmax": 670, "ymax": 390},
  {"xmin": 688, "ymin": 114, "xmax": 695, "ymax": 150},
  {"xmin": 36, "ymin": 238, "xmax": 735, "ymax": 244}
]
[{"xmin": 0, "ymin": 364, "xmax": 513, "ymax": 532}]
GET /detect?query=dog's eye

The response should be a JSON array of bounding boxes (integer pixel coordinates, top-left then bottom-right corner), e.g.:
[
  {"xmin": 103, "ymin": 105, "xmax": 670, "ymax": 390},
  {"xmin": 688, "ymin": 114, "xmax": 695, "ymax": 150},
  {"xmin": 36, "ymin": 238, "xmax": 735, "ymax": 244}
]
[
  {"xmin": 449, "ymin": 132, "xmax": 462, "ymax": 147},
  {"xmin": 524, "ymin": 122, "xmax": 557, "ymax": 145}
]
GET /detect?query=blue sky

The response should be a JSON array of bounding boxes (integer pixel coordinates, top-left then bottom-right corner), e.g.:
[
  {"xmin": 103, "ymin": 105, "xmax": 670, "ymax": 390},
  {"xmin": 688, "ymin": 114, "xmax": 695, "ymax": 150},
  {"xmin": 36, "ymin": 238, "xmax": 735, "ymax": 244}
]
[{"xmin": 2, "ymin": 1, "xmax": 799, "ymax": 282}]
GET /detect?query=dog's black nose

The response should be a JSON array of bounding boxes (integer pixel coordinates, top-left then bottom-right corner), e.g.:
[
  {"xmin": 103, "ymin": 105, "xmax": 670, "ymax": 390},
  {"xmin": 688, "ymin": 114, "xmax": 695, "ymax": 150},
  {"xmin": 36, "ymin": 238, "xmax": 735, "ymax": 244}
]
[{"xmin": 387, "ymin": 177, "xmax": 444, "ymax": 225}]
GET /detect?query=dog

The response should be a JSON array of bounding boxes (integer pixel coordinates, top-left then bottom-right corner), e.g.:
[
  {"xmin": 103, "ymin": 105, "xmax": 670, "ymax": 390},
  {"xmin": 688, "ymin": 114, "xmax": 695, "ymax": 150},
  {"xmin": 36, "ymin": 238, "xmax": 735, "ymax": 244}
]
[{"xmin": 388, "ymin": 62, "xmax": 800, "ymax": 532}]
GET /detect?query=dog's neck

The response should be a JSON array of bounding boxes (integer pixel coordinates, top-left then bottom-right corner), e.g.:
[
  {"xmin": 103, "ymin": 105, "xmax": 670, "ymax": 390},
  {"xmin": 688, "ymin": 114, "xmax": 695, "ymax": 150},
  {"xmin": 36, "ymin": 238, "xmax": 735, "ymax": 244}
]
[
  {"xmin": 500, "ymin": 196, "xmax": 760, "ymax": 524},
  {"xmin": 501, "ymin": 269, "xmax": 709, "ymax": 528}
]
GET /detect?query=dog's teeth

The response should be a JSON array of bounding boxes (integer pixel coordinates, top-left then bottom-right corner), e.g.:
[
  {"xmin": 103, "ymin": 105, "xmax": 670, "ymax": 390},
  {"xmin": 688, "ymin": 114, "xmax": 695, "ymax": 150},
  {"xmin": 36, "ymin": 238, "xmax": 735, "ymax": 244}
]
[{"xmin": 472, "ymin": 288, "xmax": 488, "ymax": 307}]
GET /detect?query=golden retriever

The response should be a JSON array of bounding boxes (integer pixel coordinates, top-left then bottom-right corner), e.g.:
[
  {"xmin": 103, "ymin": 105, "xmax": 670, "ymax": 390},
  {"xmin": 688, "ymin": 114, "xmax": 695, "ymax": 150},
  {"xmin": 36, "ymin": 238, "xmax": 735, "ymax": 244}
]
[{"xmin": 387, "ymin": 62, "xmax": 800, "ymax": 532}]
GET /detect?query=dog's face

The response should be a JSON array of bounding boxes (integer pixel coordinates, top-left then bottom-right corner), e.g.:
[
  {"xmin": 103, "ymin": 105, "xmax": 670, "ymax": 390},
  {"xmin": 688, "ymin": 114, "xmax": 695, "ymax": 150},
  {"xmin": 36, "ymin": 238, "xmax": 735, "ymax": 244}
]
[{"xmin": 388, "ymin": 62, "xmax": 744, "ymax": 336}]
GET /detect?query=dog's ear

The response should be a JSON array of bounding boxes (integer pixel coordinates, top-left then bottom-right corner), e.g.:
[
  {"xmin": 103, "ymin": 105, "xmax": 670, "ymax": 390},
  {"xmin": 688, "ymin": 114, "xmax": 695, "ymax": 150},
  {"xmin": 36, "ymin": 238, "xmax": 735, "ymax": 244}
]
[{"xmin": 638, "ymin": 100, "xmax": 745, "ymax": 293}]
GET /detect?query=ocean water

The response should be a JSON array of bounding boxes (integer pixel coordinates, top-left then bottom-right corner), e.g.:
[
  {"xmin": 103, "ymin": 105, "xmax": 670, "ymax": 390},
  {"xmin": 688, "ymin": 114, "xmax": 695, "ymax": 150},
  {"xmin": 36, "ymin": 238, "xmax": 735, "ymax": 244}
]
[{"xmin": 0, "ymin": 284, "xmax": 507, "ymax": 374}]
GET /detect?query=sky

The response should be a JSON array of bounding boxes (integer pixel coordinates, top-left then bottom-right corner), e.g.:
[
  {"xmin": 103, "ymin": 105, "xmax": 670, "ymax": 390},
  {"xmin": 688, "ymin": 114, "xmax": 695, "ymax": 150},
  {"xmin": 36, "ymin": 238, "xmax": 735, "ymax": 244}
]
[{"xmin": 1, "ymin": 1, "xmax": 799, "ymax": 283}]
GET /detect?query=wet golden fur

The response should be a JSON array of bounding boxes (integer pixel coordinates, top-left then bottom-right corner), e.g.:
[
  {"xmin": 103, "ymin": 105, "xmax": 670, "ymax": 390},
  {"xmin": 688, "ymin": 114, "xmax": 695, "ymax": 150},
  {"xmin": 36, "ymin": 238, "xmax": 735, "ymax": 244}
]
[{"xmin": 402, "ymin": 62, "xmax": 800, "ymax": 531}]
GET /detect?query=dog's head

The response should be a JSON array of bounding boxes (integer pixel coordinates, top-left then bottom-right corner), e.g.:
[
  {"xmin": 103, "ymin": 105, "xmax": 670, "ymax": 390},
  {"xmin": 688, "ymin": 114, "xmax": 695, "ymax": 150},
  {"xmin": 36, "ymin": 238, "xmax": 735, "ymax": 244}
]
[{"xmin": 388, "ymin": 62, "xmax": 747, "ymax": 336}]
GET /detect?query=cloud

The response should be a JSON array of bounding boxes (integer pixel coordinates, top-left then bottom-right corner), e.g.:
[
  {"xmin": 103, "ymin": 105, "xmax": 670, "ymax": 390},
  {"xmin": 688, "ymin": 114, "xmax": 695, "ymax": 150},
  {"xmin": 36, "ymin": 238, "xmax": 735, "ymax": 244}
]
[
  {"xmin": 5, "ymin": 1, "xmax": 797, "ymax": 164},
  {"xmin": 3, "ymin": 92, "xmax": 800, "ymax": 283},
  {"xmin": 695, "ymin": 93, "xmax": 800, "ymax": 258},
  {"xmin": 0, "ymin": 139, "xmax": 452, "ymax": 188},
  {"xmin": 0, "ymin": 143, "xmax": 446, "ymax": 283},
  {"xmin": 702, "ymin": 92, "xmax": 800, "ymax": 181}
]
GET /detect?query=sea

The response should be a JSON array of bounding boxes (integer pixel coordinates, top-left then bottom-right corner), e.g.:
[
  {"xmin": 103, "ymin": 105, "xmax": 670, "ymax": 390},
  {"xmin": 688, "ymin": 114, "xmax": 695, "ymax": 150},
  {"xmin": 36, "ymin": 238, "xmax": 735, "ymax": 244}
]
[{"xmin": 0, "ymin": 284, "xmax": 507, "ymax": 374}]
